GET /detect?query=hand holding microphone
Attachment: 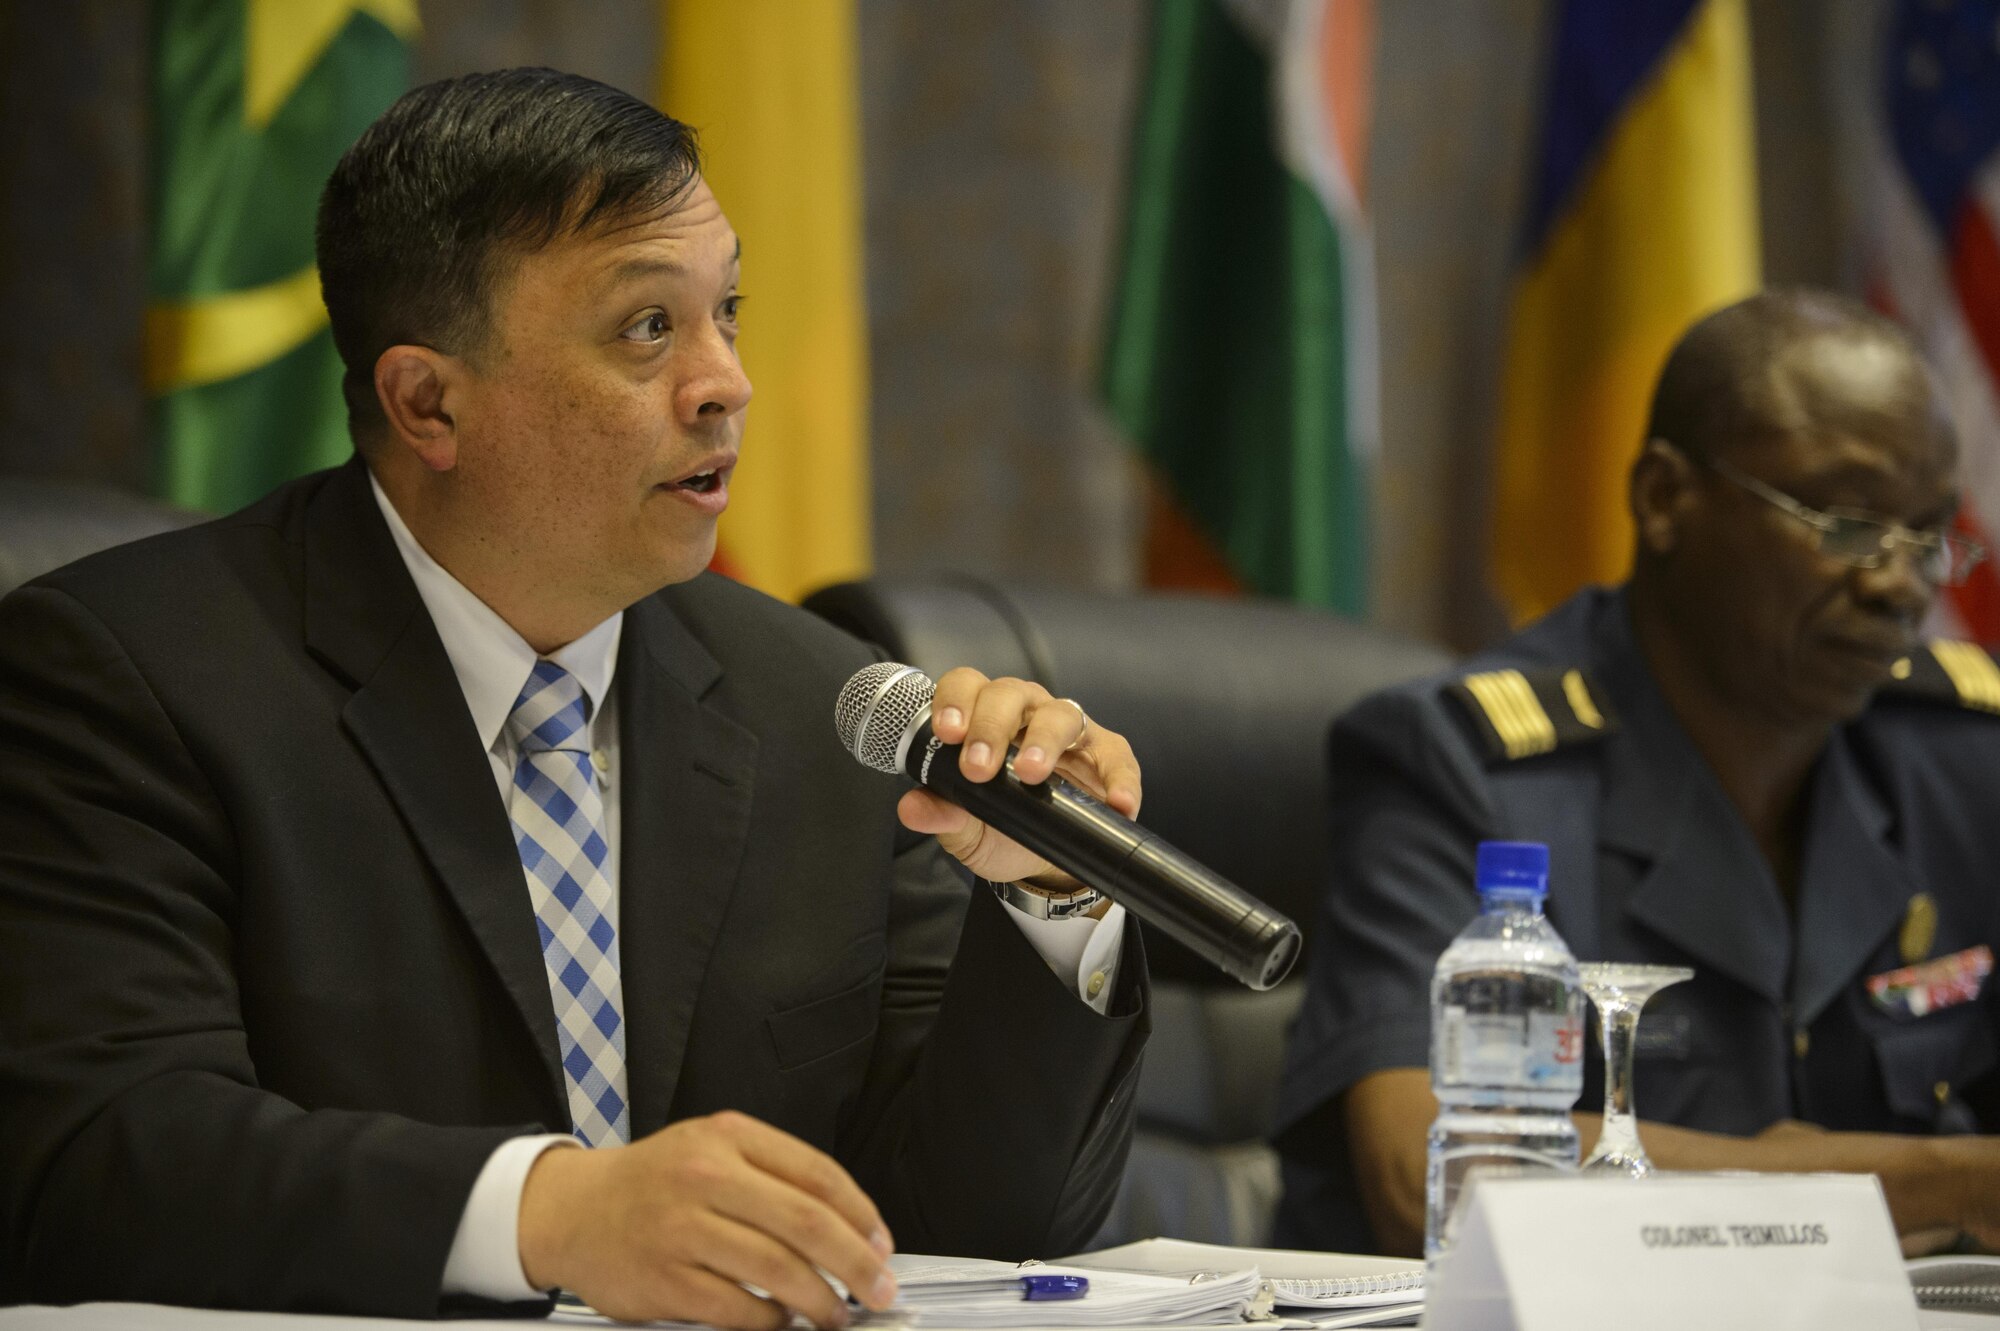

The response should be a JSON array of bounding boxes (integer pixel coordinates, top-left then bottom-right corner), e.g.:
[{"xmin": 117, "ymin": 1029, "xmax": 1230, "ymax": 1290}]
[
  {"xmin": 888, "ymin": 666, "xmax": 1142, "ymax": 889},
  {"xmin": 836, "ymin": 663, "xmax": 1301, "ymax": 991}
]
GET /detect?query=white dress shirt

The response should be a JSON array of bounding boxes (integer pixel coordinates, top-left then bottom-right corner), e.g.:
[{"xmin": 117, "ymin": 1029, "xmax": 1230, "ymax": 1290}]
[{"xmin": 365, "ymin": 477, "xmax": 1126, "ymax": 1301}]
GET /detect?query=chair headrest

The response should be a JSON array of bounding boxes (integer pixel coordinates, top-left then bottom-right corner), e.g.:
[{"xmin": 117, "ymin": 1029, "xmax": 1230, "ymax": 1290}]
[{"xmin": 0, "ymin": 478, "xmax": 202, "ymax": 598}]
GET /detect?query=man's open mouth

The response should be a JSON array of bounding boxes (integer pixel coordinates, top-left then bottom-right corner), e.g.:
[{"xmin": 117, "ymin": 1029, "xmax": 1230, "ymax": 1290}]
[{"xmin": 674, "ymin": 470, "xmax": 723, "ymax": 494}]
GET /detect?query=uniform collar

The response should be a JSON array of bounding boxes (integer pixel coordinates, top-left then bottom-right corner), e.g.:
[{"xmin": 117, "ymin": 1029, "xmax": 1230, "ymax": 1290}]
[
  {"xmin": 1587, "ymin": 592, "xmax": 1720, "ymax": 863},
  {"xmin": 367, "ymin": 472, "xmax": 622, "ymax": 747}
]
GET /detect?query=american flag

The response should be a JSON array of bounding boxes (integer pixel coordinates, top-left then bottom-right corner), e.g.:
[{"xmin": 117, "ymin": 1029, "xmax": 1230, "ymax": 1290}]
[{"xmin": 1871, "ymin": 0, "xmax": 2000, "ymax": 641}]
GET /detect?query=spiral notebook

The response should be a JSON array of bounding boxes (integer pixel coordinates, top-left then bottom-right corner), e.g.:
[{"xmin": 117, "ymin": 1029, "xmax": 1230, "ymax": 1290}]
[
  {"xmin": 1061, "ymin": 1238, "xmax": 1424, "ymax": 1322},
  {"xmin": 1908, "ymin": 1256, "xmax": 2000, "ymax": 1314},
  {"xmin": 1266, "ymin": 1269, "xmax": 1425, "ymax": 1309}
]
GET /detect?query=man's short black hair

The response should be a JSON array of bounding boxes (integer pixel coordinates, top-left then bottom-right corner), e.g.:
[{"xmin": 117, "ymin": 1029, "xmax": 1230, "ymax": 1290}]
[
  {"xmin": 1645, "ymin": 288, "xmax": 1930, "ymax": 463},
  {"xmin": 316, "ymin": 67, "xmax": 701, "ymax": 445}
]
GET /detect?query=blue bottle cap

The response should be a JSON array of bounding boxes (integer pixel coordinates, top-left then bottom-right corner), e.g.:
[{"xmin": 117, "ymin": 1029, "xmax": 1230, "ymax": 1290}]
[{"xmin": 1475, "ymin": 840, "xmax": 1548, "ymax": 896}]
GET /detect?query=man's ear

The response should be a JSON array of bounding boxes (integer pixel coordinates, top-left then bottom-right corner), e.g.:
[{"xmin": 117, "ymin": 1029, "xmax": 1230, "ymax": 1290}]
[
  {"xmin": 1630, "ymin": 437, "xmax": 1697, "ymax": 557},
  {"xmin": 374, "ymin": 345, "xmax": 462, "ymax": 472}
]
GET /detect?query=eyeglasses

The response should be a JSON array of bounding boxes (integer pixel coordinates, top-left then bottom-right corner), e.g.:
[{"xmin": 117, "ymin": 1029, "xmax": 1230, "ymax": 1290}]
[{"xmin": 1693, "ymin": 451, "xmax": 1987, "ymax": 587}]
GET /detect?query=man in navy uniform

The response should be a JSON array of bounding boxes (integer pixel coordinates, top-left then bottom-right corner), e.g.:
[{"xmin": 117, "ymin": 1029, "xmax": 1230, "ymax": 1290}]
[{"xmin": 1274, "ymin": 290, "xmax": 2000, "ymax": 1257}]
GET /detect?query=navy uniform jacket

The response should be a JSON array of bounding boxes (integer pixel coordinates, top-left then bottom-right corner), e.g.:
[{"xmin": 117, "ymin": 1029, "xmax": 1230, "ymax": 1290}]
[{"xmin": 1271, "ymin": 586, "xmax": 2000, "ymax": 1254}]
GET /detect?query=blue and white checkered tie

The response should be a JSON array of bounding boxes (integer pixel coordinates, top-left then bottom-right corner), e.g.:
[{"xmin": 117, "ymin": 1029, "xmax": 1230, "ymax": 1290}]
[{"xmin": 506, "ymin": 659, "xmax": 630, "ymax": 1146}]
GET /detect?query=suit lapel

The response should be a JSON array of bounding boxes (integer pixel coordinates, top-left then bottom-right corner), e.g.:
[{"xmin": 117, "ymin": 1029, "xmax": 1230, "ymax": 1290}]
[
  {"xmin": 301, "ymin": 461, "xmax": 567, "ymax": 1118},
  {"xmin": 615, "ymin": 593, "xmax": 760, "ymax": 1136},
  {"xmin": 1593, "ymin": 600, "xmax": 1790, "ymax": 1003},
  {"xmin": 1614, "ymin": 783, "xmax": 1790, "ymax": 1004},
  {"xmin": 1791, "ymin": 732, "xmax": 1913, "ymax": 1028}
]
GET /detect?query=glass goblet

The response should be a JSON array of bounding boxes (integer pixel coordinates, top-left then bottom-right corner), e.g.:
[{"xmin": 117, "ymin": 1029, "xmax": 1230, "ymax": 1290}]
[{"xmin": 1577, "ymin": 962, "xmax": 1694, "ymax": 1177}]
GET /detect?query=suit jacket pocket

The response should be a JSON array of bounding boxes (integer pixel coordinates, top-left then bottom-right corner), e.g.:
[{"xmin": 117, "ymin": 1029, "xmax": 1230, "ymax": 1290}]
[{"xmin": 766, "ymin": 974, "xmax": 880, "ymax": 1071}]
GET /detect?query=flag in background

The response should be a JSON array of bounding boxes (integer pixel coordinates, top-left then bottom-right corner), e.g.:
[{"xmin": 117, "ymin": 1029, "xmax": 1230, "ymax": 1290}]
[
  {"xmin": 1864, "ymin": 0, "xmax": 2000, "ymax": 644},
  {"xmin": 1491, "ymin": 0, "xmax": 1760, "ymax": 624},
  {"xmin": 660, "ymin": 0, "xmax": 871, "ymax": 605},
  {"xmin": 148, "ymin": 0, "xmax": 415, "ymax": 513},
  {"xmin": 1100, "ymin": 0, "xmax": 1377, "ymax": 615}
]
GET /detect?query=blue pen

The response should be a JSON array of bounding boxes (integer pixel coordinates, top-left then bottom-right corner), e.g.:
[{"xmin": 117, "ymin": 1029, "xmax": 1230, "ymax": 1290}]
[
  {"xmin": 896, "ymin": 1274, "xmax": 1090, "ymax": 1302},
  {"xmin": 1018, "ymin": 1274, "xmax": 1089, "ymax": 1301}
]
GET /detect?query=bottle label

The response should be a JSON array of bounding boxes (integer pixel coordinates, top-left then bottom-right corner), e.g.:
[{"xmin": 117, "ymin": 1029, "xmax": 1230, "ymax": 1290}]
[{"xmin": 1437, "ymin": 1005, "xmax": 1583, "ymax": 1090}]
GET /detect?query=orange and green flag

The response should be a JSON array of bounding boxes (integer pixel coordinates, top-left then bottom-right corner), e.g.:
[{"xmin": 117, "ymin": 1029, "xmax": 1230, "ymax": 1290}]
[
  {"xmin": 1101, "ymin": 0, "xmax": 1377, "ymax": 614},
  {"xmin": 661, "ymin": 0, "xmax": 871, "ymax": 604},
  {"xmin": 148, "ymin": 0, "xmax": 416, "ymax": 513},
  {"xmin": 1491, "ymin": 0, "xmax": 1760, "ymax": 622}
]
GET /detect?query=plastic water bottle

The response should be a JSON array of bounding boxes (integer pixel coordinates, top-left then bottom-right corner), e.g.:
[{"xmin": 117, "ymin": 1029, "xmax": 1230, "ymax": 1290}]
[{"xmin": 1423, "ymin": 841, "xmax": 1583, "ymax": 1267}]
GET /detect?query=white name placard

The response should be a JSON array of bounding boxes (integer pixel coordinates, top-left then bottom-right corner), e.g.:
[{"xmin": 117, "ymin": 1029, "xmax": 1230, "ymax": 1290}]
[{"xmin": 1425, "ymin": 1172, "xmax": 1918, "ymax": 1331}]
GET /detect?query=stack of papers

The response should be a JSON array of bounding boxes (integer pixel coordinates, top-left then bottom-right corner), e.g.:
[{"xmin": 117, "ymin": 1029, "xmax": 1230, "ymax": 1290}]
[
  {"xmin": 1063, "ymin": 1238, "xmax": 1424, "ymax": 1329},
  {"xmin": 877, "ymin": 1256, "xmax": 1262, "ymax": 1327}
]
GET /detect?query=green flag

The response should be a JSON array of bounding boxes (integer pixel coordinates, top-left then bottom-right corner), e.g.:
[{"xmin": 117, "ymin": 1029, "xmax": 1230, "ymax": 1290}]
[
  {"xmin": 148, "ymin": 0, "xmax": 416, "ymax": 513},
  {"xmin": 1100, "ymin": 0, "xmax": 1376, "ymax": 614}
]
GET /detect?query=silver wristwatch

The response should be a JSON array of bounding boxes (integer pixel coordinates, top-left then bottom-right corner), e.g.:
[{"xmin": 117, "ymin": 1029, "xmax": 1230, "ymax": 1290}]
[{"xmin": 986, "ymin": 877, "xmax": 1103, "ymax": 921}]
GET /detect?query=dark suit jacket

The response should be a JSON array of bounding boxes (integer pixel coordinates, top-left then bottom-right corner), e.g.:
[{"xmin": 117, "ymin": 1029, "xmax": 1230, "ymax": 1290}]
[{"xmin": 0, "ymin": 460, "xmax": 1147, "ymax": 1316}]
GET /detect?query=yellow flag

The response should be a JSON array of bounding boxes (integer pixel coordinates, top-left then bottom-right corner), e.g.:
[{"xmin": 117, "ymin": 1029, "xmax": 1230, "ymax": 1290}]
[{"xmin": 661, "ymin": 0, "xmax": 871, "ymax": 604}]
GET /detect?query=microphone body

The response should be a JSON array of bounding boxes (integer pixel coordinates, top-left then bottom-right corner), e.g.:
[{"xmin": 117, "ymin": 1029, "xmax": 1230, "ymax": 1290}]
[{"xmin": 838, "ymin": 664, "xmax": 1300, "ymax": 991}]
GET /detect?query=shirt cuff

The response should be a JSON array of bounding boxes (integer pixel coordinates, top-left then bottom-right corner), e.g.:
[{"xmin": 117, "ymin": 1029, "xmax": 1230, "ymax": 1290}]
[
  {"xmin": 440, "ymin": 1133, "xmax": 578, "ymax": 1300},
  {"xmin": 1004, "ymin": 900, "xmax": 1128, "ymax": 1014}
]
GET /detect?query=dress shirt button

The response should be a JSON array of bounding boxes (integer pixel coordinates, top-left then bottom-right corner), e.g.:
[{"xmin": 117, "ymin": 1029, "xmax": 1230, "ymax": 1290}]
[
  {"xmin": 593, "ymin": 750, "xmax": 612, "ymax": 775},
  {"xmin": 1087, "ymin": 970, "xmax": 1107, "ymax": 999},
  {"xmin": 1793, "ymin": 1029, "xmax": 1810, "ymax": 1060}
]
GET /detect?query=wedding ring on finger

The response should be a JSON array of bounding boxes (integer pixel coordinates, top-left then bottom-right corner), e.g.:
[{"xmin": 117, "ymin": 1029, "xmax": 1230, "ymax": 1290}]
[{"xmin": 1048, "ymin": 697, "xmax": 1090, "ymax": 750}]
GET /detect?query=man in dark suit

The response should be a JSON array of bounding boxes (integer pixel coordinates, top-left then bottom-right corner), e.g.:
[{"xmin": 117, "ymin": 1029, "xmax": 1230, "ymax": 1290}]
[
  {"xmin": 0, "ymin": 70, "xmax": 1148, "ymax": 1323},
  {"xmin": 1272, "ymin": 290, "xmax": 2000, "ymax": 1257}
]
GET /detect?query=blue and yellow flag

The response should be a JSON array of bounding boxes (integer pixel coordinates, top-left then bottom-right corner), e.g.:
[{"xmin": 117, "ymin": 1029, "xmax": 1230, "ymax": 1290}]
[{"xmin": 1491, "ymin": 0, "xmax": 1760, "ymax": 623}]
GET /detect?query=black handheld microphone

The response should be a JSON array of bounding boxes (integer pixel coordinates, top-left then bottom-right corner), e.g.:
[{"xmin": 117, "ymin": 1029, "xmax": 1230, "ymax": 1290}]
[{"xmin": 835, "ymin": 662, "xmax": 1301, "ymax": 991}]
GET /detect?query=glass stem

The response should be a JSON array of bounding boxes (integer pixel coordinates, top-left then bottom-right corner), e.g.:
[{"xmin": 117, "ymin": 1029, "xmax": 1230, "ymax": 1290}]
[{"xmin": 1597, "ymin": 999, "xmax": 1643, "ymax": 1158}]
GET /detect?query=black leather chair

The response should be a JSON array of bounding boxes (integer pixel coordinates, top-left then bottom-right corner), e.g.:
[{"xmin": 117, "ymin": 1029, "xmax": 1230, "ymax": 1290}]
[
  {"xmin": 0, "ymin": 477, "xmax": 202, "ymax": 598},
  {"xmin": 803, "ymin": 573, "xmax": 1450, "ymax": 1246}
]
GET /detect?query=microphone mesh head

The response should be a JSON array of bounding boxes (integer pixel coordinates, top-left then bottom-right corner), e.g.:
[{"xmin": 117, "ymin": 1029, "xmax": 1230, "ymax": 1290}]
[{"xmin": 834, "ymin": 662, "xmax": 936, "ymax": 773}]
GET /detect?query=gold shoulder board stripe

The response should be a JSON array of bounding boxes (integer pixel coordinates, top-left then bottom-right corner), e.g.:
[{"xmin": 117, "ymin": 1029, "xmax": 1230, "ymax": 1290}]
[
  {"xmin": 1463, "ymin": 670, "xmax": 1558, "ymax": 760},
  {"xmin": 1562, "ymin": 669, "xmax": 1605, "ymax": 729},
  {"xmin": 1446, "ymin": 665, "xmax": 1617, "ymax": 764},
  {"xmin": 1931, "ymin": 640, "xmax": 2000, "ymax": 715}
]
